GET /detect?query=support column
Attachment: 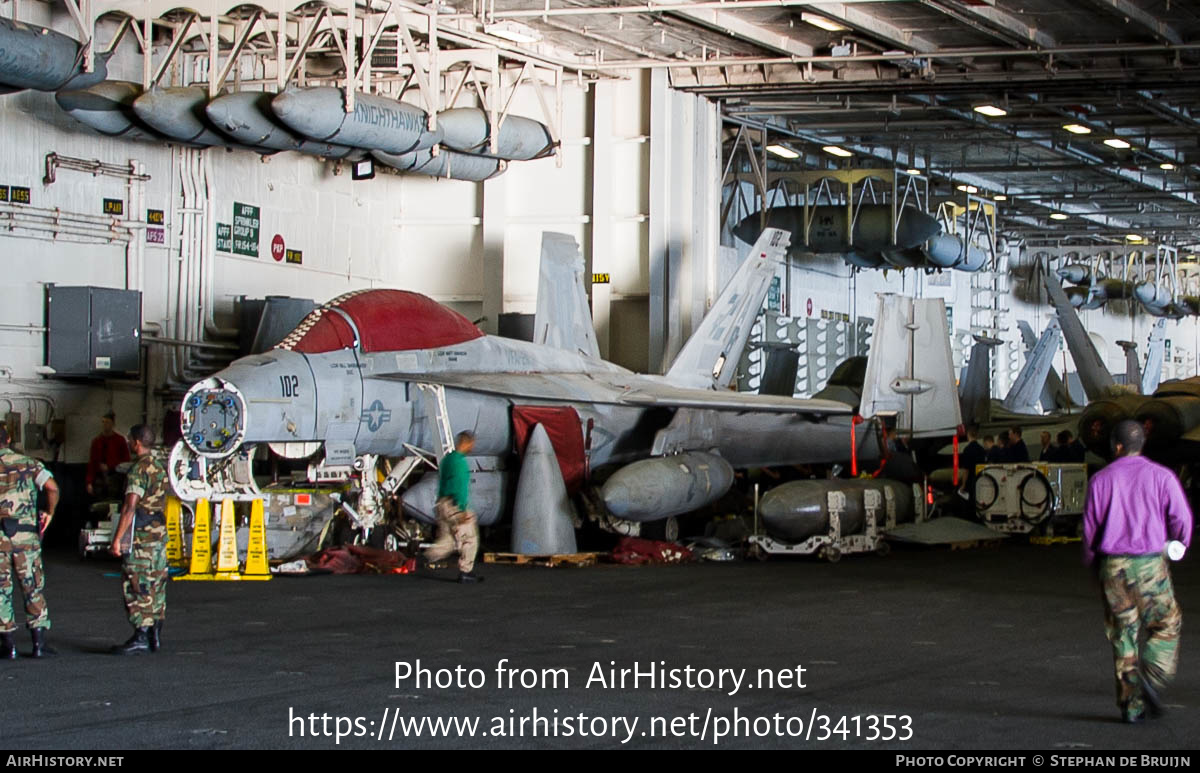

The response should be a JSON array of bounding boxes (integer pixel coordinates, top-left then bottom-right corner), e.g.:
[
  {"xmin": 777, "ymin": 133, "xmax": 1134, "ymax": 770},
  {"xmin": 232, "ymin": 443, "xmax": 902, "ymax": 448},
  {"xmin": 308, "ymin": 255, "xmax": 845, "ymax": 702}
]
[
  {"xmin": 589, "ymin": 81, "xmax": 613, "ymax": 358},
  {"xmin": 650, "ymin": 71, "xmax": 722, "ymax": 373},
  {"xmin": 480, "ymin": 174, "xmax": 506, "ymax": 334},
  {"xmin": 648, "ymin": 69, "xmax": 673, "ymax": 373}
]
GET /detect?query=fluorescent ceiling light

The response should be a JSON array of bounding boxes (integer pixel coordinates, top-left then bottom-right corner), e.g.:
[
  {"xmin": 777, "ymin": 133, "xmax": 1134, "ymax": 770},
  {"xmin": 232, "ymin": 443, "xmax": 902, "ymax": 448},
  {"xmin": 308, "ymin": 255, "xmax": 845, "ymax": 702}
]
[
  {"xmin": 1063, "ymin": 123, "xmax": 1092, "ymax": 135},
  {"xmin": 973, "ymin": 105, "xmax": 1007, "ymax": 118},
  {"xmin": 801, "ymin": 13, "xmax": 848, "ymax": 32},
  {"xmin": 1104, "ymin": 138, "xmax": 1132, "ymax": 149},
  {"xmin": 1050, "ymin": 213, "xmax": 1069, "ymax": 221},
  {"xmin": 905, "ymin": 168, "xmax": 922, "ymax": 175},
  {"xmin": 766, "ymin": 144, "xmax": 800, "ymax": 159},
  {"xmin": 956, "ymin": 184, "xmax": 978, "ymax": 193},
  {"xmin": 822, "ymin": 145, "xmax": 852, "ymax": 158},
  {"xmin": 1126, "ymin": 234, "xmax": 1143, "ymax": 241},
  {"xmin": 1160, "ymin": 162, "xmax": 1177, "ymax": 170},
  {"xmin": 484, "ymin": 20, "xmax": 542, "ymax": 44},
  {"xmin": 993, "ymin": 194, "xmax": 1007, "ymax": 201}
]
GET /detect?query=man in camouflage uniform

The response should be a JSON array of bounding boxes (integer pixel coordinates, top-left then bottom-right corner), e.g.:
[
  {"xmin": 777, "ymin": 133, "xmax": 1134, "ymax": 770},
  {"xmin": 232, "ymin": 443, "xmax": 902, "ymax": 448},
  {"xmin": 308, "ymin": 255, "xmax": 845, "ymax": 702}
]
[
  {"xmin": 109, "ymin": 424, "xmax": 170, "ymax": 655},
  {"xmin": 1083, "ymin": 420, "xmax": 1192, "ymax": 723},
  {"xmin": 0, "ymin": 424, "xmax": 59, "ymax": 659}
]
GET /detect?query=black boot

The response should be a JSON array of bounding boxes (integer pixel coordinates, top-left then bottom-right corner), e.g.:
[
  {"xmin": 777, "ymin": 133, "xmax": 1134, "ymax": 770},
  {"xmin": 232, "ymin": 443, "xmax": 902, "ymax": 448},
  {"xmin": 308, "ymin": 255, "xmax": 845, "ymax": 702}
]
[
  {"xmin": 148, "ymin": 621, "xmax": 163, "ymax": 653},
  {"xmin": 457, "ymin": 571, "xmax": 484, "ymax": 584},
  {"xmin": 30, "ymin": 629, "xmax": 55, "ymax": 658},
  {"xmin": 111, "ymin": 628, "xmax": 151, "ymax": 655},
  {"xmin": 0, "ymin": 633, "xmax": 15, "ymax": 660}
]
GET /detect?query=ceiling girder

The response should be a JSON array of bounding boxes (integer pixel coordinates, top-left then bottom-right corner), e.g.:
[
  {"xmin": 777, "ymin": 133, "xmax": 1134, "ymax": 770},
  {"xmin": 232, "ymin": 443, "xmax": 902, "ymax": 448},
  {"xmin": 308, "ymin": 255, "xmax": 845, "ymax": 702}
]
[{"xmin": 1075, "ymin": 0, "xmax": 1183, "ymax": 46}]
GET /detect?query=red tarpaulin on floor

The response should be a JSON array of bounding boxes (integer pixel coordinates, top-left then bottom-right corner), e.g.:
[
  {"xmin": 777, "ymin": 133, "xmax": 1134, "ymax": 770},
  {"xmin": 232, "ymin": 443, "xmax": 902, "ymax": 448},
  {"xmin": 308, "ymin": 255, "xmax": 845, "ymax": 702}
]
[{"xmin": 511, "ymin": 405, "xmax": 587, "ymax": 493}]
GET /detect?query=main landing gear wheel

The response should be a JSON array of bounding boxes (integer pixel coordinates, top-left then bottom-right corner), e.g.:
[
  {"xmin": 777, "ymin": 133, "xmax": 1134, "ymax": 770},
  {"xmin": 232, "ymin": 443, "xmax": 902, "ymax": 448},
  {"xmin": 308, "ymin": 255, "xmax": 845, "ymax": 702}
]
[
  {"xmin": 875, "ymin": 542, "xmax": 892, "ymax": 557},
  {"xmin": 749, "ymin": 544, "xmax": 768, "ymax": 562}
]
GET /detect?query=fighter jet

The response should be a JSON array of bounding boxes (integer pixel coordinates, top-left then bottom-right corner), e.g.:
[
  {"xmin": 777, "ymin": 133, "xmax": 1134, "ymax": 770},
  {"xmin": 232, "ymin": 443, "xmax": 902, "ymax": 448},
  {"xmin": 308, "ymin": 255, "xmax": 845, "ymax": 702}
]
[{"xmin": 173, "ymin": 229, "xmax": 907, "ymax": 552}]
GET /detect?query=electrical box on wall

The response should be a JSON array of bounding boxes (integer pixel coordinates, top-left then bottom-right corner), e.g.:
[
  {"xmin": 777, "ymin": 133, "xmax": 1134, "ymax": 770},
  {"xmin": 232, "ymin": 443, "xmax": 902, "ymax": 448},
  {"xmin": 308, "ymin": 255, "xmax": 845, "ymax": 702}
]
[{"xmin": 44, "ymin": 286, "xmax": 142, "ymax": 378}]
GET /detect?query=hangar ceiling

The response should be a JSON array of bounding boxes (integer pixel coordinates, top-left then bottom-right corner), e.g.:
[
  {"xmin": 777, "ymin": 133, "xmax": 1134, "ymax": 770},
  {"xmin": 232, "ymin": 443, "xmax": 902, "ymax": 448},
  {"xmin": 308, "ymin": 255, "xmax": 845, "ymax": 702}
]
[{"xmin": 448, "ymin": 0, "xmax": 1200, "ymax": 249}]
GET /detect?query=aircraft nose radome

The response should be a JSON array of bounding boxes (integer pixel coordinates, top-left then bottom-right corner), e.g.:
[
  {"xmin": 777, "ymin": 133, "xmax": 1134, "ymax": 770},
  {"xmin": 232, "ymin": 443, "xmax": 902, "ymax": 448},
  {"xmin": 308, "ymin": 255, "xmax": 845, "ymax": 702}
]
[{"xmin": 181, "ymin": 380, "xmax": 247, "ymax": 457}]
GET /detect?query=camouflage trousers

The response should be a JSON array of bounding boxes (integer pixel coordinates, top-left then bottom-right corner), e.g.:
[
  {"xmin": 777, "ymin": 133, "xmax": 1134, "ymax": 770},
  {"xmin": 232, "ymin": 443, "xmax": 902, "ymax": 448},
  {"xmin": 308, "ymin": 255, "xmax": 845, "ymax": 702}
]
[
  {"xmin": 122, "ymin": 525, "xmax": 167, "ymax": 629},
  {"xmin": 0, "ymin": 532, "xmax": 49, "ymax": 632},
  {"xmin": 1099, "ymin": 554, "xmax": 1182, "ymax": 720},
  {"xmin": 426, "ymin": 497, "xmax": 478, "ymax": 573}
]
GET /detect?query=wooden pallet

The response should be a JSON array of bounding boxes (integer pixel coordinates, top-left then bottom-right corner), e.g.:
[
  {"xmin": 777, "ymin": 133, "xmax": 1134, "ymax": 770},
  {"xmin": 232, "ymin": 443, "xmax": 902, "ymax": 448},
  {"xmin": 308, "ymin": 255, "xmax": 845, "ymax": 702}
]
[
  {"xmin": 947, "ymin": 538, "xmax": 1005, "ymax": 551},
  {"xmin": 1030, "ymin": 535, "xmax": 1082, "ymax": 546},
  {"xmin": 483, "ymin": 551, "xmax": 604, "ymax": 568}
]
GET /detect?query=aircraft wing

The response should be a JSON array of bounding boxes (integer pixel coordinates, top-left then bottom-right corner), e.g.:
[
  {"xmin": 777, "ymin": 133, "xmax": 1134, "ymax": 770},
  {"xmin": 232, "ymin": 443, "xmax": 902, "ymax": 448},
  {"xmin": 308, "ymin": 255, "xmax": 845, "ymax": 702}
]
[
  {"xmin": 371, "ymin": 371, "xmax": 852, "ymax": 416},
  {"xmin": 616, "ymin": 382, "xmax": 852, "ymax": 416}
]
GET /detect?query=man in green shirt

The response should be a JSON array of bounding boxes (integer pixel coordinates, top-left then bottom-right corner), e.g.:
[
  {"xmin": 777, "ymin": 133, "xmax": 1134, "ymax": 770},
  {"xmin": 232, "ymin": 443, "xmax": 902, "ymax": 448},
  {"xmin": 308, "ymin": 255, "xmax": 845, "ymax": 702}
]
[{"xmin": 425, "ymin": 431, "xmax": 483, "ymax": 583}]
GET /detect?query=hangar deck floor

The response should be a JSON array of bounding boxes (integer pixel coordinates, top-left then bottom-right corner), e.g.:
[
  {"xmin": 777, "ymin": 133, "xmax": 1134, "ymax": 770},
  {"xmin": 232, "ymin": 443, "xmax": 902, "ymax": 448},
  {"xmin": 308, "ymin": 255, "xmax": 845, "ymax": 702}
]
[{"xmin": 1, "ymin": 544, "xmax": 1197, "ymax": 750}]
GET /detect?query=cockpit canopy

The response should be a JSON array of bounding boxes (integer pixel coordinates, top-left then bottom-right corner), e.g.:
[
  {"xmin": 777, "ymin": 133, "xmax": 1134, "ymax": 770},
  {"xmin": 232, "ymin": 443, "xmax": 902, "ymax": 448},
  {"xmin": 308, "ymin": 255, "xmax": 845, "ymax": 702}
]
[{"xmin": 277, "ymin": 289, "xmax": 484, "ymax": 354}]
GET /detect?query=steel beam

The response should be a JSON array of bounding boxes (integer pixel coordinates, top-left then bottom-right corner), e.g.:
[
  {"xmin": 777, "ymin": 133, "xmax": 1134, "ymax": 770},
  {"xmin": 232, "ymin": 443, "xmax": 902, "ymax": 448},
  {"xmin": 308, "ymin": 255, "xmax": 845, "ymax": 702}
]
[
  {"xmin": 808, "ymin": 2, "xmax": 939, "ymax": 53},
  {"xmin": 918, "ymin": 0, "xmax": 1055, "ymax": 49},
  {"xmin": 1076, "ymin": 0, "xmax": 1182, "ymax": 45},
  {"xmin": 668, "ymin": 6, "xmax": 814, "ymax": 58}
]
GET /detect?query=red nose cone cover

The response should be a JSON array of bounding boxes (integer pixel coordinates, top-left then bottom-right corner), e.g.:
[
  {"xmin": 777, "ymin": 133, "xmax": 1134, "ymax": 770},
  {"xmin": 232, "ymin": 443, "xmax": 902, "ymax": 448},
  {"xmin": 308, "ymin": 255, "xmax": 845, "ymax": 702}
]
[
  {"xmin": 281, "ymin": 289, "xmax": 484, "ymax": 354},
  {"xmin": 337, "ymin": 290, "xmax": 484, "ymax": 352}
]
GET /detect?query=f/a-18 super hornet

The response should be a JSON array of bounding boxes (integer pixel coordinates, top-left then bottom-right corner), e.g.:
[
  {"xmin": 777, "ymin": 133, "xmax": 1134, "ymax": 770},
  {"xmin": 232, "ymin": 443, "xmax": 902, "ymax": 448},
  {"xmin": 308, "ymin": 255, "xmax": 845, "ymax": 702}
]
[{"xmin": 171, "ymin": 229, "xmax": 959, "ymax": 552}]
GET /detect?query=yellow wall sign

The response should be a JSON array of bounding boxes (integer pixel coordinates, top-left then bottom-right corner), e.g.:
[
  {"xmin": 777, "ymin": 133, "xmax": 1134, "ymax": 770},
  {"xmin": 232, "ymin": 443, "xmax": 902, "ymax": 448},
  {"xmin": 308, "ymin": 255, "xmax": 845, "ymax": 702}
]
[{"xmin": 592, "ymin": 273, "xmax": 611, "ymax": 285}]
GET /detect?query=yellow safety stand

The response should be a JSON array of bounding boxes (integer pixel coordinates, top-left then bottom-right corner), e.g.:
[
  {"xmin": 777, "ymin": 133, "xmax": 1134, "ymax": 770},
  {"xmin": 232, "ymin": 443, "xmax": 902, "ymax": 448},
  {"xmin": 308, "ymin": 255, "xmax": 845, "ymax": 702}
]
[
  {"xmin": 242, "ymin": 498, "xmax": 272, "ymax": 580},
  {"xmin": 165, "ymin": 497, "xmax": 185, "ymax": 568},
  {"xmin": 212, "ymin": 499, "xmax": 242, "ymax": 580},
  {"xmin": 175, "ymin": 498, "xmax": 214, "ymax": 581}
]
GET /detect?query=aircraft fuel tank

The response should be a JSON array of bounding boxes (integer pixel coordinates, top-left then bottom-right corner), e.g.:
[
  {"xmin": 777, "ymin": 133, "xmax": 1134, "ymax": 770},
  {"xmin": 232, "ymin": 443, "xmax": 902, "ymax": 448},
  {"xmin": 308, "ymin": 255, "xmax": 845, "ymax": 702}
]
[
  {"xmin": 600, "ymin": 452, "xmax": 734, "ymax": 522},
  {"xmin": 734, "ymin": 205, "xmax": 942, "ymax": 256},
  {"xmin": 759, "ymin": 478, "xmax": 914, "ymax": 542},
  {"xmin": 55, "ymin": 81, "xmax": 162, "ymax": 140},
  {"xmin": 437, "ymin": 108, "xmax": 555, "ymax": 160},
  {"xmin": 0, "ymin": 17, "xmax": 108, "ymax": 91},
  {"xmin": 271, "ymin": 87, "xmax": 442, "ymax": 154}
]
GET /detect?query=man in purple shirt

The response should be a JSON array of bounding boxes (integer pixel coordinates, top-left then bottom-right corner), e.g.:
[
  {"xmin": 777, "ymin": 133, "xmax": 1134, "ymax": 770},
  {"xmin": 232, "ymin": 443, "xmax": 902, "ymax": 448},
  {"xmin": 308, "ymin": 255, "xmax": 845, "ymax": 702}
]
[{"xmin": 1083, "ymin": 420, "xmax": 1193, "ymax": 724}]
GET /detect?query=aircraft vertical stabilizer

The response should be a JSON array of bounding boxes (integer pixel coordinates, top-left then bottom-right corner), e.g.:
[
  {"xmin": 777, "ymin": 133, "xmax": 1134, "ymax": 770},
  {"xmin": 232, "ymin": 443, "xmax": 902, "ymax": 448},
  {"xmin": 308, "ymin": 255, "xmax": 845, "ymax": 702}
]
[
  {"xmin": 1118, "ymin": 340, "xmax": 1142, "ymax": 393},
  {"xmin": 664, "ymin": 228, "xmax": 789, "ymax": 389},
  {"xmin": 1002, "ymin": 319, "xmax": 1061, "ymax": 414},
  {"xmin": 958, "ymin": 335, "xmax": 1000, "ymax": 427},
  {"xmin": 1018, "ymin": 320, "xmax": 1068, "ymax": 411},
  {"xmin": 1043, "ymin": 273, "xmax": 1116, "ymax": 400},
  {"xmin": 1142, "ymin": 319, "xmax": 1167, "ymax": 395},
  {"xmin": 534, "ymin": 232, "xmax": 601, "ymax": 360},
  {"xmin": 858, "ymin": 294, "xmax": 962, "ymax": 438}
]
